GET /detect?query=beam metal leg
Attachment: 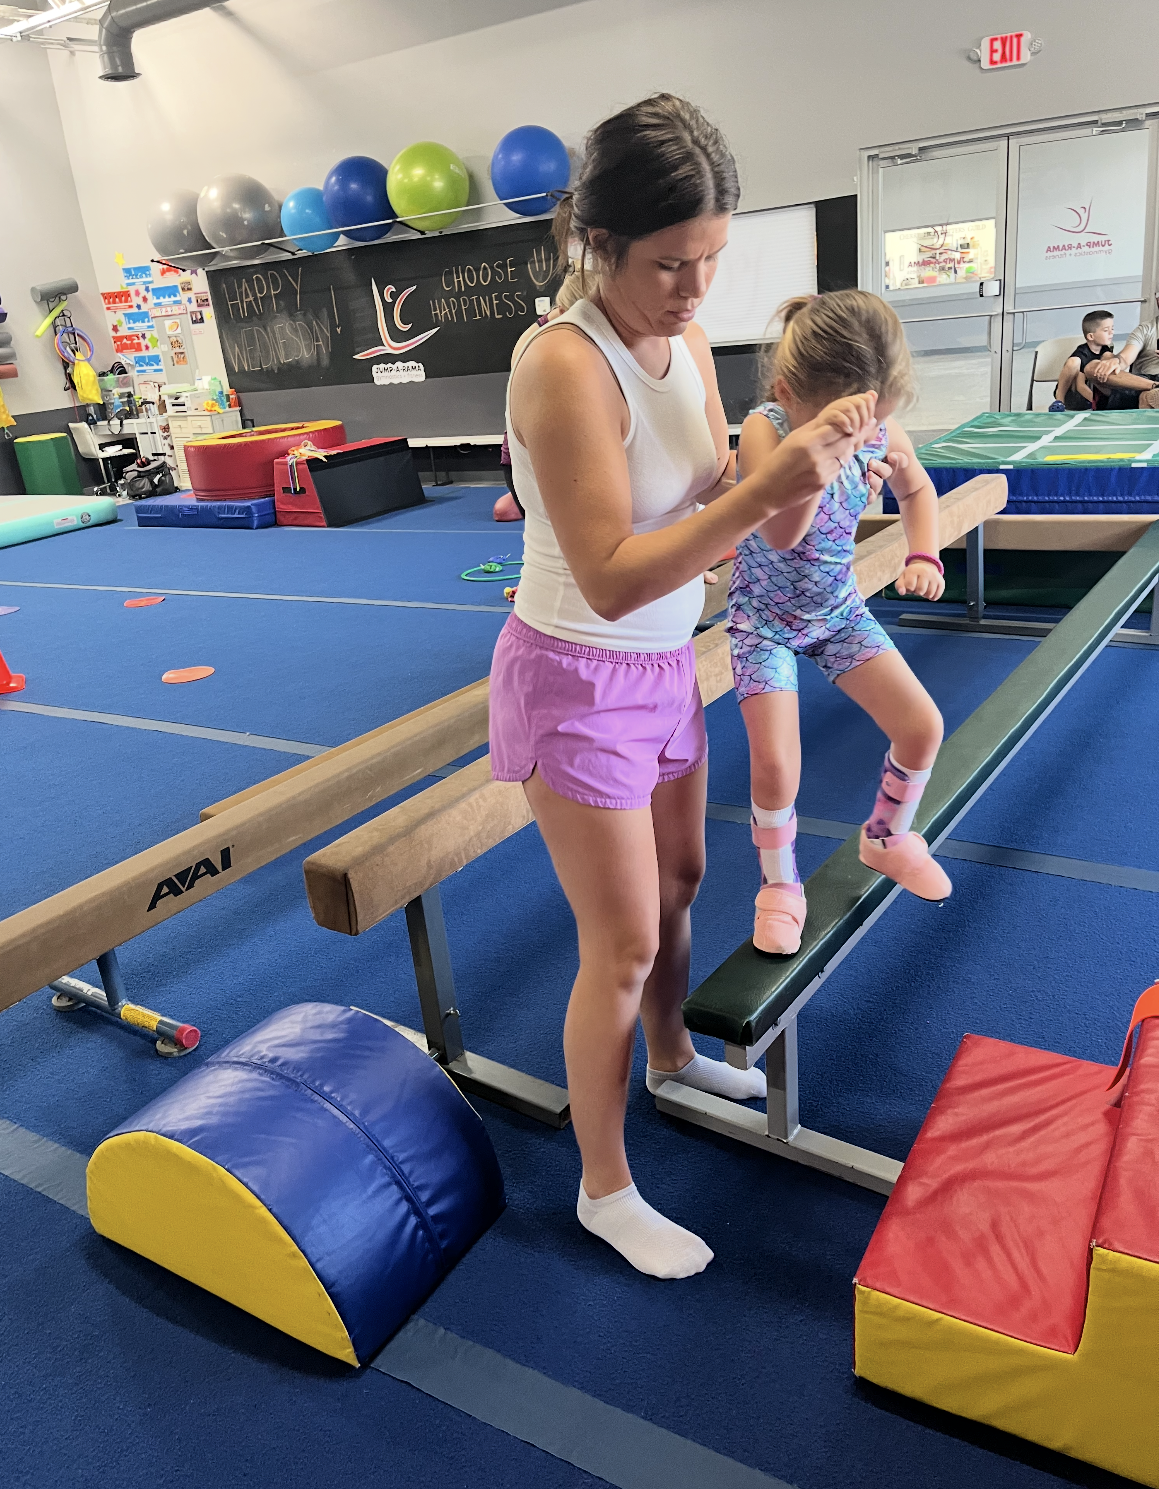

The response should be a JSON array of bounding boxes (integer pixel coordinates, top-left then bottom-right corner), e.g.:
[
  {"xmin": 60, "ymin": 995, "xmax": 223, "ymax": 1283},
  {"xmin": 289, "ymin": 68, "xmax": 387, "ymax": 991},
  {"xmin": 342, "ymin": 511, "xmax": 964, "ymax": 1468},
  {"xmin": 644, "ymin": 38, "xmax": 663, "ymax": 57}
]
[
  {"xmin": 655, "ymin": 1017, "xmax": 901, "ymax": 1196},
  {"xmin": 402, "ymin": 888, "xmax": 570, "ymax": 1128},
  {"xmin": 48, "ymin": 947, "xmax": 199, "ymax": 1057}
]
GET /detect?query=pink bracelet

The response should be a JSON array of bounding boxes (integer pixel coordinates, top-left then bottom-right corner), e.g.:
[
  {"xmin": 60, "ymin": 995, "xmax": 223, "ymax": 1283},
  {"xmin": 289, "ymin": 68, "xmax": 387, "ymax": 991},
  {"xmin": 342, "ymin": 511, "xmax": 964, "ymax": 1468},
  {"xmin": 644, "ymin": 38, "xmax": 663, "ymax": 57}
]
[{"xmin": 905, "ymin": 551, "xmax": 944, "ymax": 576}]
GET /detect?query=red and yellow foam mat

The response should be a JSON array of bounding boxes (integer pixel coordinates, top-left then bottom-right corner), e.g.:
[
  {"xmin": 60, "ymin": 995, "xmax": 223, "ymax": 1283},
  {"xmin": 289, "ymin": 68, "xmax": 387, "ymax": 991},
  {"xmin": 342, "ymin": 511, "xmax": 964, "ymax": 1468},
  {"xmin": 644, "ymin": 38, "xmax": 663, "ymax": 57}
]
[{"xmin": 854, "ymin": 993, "xmax": 1159, "ymax": 1486}]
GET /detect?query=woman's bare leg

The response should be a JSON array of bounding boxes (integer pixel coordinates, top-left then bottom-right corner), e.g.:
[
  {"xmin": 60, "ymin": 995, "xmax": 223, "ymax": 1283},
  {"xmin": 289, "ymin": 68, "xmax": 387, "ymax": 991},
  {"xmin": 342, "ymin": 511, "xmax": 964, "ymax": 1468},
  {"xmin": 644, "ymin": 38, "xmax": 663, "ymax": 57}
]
[{"xmin": 524, "ymin": 769, "xmax": 712, "ymax": 1277}]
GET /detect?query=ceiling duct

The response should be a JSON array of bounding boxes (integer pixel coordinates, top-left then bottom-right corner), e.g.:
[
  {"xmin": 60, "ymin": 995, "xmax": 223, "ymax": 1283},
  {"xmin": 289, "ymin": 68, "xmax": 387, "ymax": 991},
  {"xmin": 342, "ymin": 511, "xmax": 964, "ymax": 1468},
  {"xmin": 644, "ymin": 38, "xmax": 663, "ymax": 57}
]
[{"xmin": 98, "ymin": 0, "xmax": 221, "ymax": 81}]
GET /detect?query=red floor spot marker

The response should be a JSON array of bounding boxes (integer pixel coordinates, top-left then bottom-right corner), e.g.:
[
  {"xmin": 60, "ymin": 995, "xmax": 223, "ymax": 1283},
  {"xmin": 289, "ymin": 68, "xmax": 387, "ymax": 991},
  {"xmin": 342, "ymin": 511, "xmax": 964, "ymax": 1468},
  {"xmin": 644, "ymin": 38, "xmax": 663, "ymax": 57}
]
[
  {"xmin": 162, "ymin": 666, "xmax": 215, "ymax": 684},
  {"xmin": 125, "ymin": 597, "xmax": 165, "ymax": 608}
]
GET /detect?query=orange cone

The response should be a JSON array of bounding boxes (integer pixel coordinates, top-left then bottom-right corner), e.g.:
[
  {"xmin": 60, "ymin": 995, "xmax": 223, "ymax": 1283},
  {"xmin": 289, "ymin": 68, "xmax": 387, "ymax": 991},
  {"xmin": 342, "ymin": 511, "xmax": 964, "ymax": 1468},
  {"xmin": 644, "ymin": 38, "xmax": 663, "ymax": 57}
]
[{"xmin": 0, "ymin": 646, "xmax": 25, "ymax": 694}]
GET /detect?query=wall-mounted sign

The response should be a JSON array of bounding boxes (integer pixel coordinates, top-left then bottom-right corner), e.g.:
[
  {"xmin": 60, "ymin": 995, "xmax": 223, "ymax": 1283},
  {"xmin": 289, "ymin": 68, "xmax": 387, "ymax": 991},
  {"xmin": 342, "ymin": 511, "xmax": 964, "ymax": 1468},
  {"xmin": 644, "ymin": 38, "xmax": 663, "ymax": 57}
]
[
  {"xmin": 206, "ymin": 218, "xmax": 563, "ymax": 393},
  {"xmin": 972, "ymin": 32, "xmax": 1041, "ymax": 69}
]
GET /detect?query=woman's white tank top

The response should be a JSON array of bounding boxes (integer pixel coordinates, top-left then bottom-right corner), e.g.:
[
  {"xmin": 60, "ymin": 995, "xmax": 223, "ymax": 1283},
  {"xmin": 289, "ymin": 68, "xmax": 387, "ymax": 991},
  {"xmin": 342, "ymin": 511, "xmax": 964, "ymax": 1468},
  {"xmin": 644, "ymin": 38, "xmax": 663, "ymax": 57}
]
[{"xmin": 507, "ymin": 298, "xmax": 719, "ymax": 651}]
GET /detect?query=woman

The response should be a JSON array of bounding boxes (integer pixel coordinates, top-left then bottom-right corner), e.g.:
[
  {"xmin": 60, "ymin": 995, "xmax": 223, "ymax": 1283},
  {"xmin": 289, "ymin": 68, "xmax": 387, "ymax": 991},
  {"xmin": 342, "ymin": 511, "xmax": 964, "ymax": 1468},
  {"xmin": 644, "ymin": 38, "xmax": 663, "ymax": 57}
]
[{"xmin": 491, "ymin": 94, "xmax": 879, "ymax": 1278}]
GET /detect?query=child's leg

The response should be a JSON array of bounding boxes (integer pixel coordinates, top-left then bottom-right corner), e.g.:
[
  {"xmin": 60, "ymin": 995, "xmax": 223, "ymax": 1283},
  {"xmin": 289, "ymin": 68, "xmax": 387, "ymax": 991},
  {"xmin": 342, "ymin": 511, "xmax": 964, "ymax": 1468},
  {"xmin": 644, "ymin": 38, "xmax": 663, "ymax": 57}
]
[
  {"xmin": 835, "ymin": 648, "xmax": 951, "ymax": 900},
  {"xmin": 1054, "ymin": 356, "xmax": 1080, "ymax": 404},
  {"xmin": 738, "ymin": 672, "xmax": 808, "ymax": 953}
]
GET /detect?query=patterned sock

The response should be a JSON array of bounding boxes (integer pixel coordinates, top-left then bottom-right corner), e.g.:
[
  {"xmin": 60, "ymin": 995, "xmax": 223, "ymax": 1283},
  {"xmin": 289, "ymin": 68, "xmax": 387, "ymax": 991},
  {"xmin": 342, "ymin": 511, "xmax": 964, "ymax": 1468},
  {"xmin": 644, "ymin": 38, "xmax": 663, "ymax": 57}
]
[
  {"xmin": 865, "ymin": 753, "xmax": 933, "ymax": 840},
  {"xmin": 751, "ymin": 800, "xmax": 802, "ymax": 892}
]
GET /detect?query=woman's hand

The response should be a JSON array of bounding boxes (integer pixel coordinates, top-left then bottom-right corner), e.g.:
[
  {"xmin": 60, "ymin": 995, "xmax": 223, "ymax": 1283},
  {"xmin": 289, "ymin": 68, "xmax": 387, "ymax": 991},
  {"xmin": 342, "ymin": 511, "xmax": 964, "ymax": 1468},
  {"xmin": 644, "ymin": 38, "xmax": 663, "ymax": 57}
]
[
  {"xmin": 754, "ymin": 392, "xmax": 880, "ymax": 514},
  {"xmin": 895, "ymin": 560, "xmax": 945, "ymax": 600}
]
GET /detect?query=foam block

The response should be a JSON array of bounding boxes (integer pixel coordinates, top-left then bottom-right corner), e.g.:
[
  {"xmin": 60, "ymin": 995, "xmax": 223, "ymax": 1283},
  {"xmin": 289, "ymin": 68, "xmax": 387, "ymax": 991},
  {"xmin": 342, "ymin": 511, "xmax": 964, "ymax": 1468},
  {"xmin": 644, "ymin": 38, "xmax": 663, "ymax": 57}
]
[
  {"xmin": 185, "ymin": 421, "xmax": 346, "ymax": 501},
  {"xmin": 854, "ymin": 1023, "xmax": 1159, "ymax": 1486},
  {"xmin": 0, "ymin": 493, "xmax": 117, "ymax": 549},
  {"xmin": 87, "ymin": 1004, "xmax": 505, "ymax": 1364}
]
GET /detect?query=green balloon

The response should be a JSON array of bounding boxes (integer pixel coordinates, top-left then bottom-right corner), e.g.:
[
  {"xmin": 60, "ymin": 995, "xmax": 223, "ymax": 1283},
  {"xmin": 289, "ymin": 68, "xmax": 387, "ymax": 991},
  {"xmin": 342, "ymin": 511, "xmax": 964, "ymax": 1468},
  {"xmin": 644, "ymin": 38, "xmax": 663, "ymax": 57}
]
[{"xmin": 387, "ymin": 141, "xmax": 470, "ymax": 233}]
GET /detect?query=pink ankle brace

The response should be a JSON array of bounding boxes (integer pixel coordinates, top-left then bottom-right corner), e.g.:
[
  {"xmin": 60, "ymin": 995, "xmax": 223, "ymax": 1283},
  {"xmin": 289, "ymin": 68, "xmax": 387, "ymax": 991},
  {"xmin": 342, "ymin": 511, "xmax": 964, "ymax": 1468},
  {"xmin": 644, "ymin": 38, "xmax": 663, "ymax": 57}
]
[{"xmin": 865, "ymin": 753, "xmax": 931, "ymax": 841}]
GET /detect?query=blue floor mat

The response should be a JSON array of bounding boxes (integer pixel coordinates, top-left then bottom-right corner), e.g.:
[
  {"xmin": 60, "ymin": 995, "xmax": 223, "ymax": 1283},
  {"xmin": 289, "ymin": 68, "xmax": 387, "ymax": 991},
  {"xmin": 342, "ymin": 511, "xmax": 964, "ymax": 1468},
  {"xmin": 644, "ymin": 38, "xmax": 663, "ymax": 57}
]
[
  {"xmin": 0, "ymin": 587, "xmax": 505, "ymax": 744},
  {"xmin": 0, "ymin": 711, "xmax": 289, "ymax": 917},
  {"xmin": 1, "ymin": 811, "xmax": 1150, "ymax": 1488}
]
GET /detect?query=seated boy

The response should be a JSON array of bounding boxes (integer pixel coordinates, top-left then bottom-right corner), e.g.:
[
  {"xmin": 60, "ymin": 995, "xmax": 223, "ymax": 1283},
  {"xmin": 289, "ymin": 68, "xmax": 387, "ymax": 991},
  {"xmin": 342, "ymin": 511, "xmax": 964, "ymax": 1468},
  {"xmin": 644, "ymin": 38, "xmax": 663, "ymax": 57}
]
[
  {"xmin": 1082, "ymin": 297, "xmax": 1159, "ymax": 409},
  {"xmin": 1054, "ymin": 311, "xmax": 1116, "ymax": 411}
]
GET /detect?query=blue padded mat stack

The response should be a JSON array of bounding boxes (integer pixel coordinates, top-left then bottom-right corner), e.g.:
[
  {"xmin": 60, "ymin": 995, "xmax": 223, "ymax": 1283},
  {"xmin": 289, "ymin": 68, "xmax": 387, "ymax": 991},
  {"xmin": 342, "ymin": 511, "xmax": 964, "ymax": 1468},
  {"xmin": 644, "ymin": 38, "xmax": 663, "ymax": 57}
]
[
  {"xmin": 86, "ymin": 1004, "xmax": 506, "ymax": 1364},
  {"xmin": 134, "ymin": 491, "xmax": 278, "ymax": 529}
]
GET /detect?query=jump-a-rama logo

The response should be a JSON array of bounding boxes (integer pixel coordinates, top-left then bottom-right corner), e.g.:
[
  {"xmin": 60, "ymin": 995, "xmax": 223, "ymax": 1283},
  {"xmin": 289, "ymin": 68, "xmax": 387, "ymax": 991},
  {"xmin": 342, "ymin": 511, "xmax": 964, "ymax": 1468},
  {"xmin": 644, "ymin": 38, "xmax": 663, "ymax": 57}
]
[{"xmin": 148, "ymin": 847, "xmax": 233, "ymax": 912}]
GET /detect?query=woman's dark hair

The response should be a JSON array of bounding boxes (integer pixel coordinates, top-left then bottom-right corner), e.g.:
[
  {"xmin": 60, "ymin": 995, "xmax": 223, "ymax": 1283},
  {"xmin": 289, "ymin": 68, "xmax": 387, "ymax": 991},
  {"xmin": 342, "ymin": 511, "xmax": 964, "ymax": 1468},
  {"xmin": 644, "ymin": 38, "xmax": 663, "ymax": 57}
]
[{"xmin": 554, "ymin": 94, "xmax": 738, "ymax": 281}]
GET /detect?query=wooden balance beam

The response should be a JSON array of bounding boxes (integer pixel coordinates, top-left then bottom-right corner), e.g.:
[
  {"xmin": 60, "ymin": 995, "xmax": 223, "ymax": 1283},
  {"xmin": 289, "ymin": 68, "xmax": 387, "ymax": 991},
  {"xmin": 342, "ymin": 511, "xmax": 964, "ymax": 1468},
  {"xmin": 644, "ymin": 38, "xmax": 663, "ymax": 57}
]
[
  {"xmin": 301, "ymin": 476, "xmax": 1007, "ymax": 1124},
  {"xmin": 659, "ymin": 519, "xmax": 1159, "ymax": 1194}
]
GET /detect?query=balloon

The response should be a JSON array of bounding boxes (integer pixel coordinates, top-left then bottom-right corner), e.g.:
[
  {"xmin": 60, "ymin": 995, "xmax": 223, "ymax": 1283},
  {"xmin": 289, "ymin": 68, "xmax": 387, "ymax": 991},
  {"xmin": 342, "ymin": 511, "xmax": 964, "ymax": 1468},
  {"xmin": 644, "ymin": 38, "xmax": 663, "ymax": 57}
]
[
  {"xmin": 490, "ymin": 125, "xmax": 570, "ymax": 216},
  {"xmin": 322, "ymin": 155, "xmax": 394, "ymax": 243},
  {"xmin": 197, "ymin": 174, "xmax": 281, "ymax": 262},
  {"xmin": 147, "ymin": 188, "xmax": 214, "ymax": 268},
  {"xmin": 387, "ymin": 142, "xmax": 470, "ymax": 234},
  {"xmin": 280, "ymin": 186, "xmax": 339, "ymax": 253}
]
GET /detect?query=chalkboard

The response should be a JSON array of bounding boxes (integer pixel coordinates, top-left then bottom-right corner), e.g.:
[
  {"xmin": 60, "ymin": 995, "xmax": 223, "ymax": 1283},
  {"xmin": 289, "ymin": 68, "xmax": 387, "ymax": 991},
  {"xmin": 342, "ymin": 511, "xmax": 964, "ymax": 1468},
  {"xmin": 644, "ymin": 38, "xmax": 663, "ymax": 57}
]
[{"xmin": 206, "ymin": 220, "xmax": 564, "ymax": 393}]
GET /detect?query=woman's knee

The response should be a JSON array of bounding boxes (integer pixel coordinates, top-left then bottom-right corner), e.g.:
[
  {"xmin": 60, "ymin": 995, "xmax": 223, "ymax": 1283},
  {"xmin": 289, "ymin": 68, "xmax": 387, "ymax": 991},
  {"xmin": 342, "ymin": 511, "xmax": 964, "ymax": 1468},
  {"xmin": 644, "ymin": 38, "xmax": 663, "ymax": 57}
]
[{"xmin": 660, "ymin": 853, "xmax": 705, "ymax": 915}]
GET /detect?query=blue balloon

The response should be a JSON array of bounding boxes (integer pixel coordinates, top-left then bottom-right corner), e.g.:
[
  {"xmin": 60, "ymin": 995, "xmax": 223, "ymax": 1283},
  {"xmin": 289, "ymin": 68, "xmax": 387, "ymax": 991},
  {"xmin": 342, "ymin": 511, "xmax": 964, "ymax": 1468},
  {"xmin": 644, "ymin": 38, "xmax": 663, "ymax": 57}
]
[
  {"xmin": 280, "ymin": 186, "xmax": 339, "ymax": 253},
  {"xmin": 490, "ymin": 125, "xmax": 570, "ymax": 216},
  {"xmin": 323, "ymin": 155, "xmax": 394, "ymax": 243}
]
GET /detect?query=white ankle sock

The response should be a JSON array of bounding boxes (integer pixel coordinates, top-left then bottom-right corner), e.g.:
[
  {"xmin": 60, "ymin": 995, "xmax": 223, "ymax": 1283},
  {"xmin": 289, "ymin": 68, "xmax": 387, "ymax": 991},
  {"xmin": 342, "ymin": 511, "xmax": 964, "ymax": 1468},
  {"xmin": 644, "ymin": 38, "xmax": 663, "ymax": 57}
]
[
  {"xmin": 577, "ymin": 1183, "xmax": 713, "ymax": 1279},
  {"xmin": 645, "ymin": 1052, "xmax": 767, "ymax": 1101}
]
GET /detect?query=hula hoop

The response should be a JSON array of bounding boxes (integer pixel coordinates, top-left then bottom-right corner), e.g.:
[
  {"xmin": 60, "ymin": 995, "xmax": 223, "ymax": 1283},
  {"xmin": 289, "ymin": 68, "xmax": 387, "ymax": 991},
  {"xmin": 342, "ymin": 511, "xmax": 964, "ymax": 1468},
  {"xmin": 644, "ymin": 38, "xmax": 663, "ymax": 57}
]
[{"xmin": 56, "ymin": 328, "xmax": 95, "ymax": 365}]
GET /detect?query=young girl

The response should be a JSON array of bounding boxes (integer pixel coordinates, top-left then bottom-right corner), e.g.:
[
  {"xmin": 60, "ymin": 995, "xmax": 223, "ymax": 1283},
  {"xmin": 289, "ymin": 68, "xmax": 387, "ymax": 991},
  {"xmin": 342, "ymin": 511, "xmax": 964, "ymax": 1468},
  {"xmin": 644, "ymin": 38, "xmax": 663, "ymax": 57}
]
[{"xmin": 729, "ymin": 291, "xmax": 950, "ymax": 955}]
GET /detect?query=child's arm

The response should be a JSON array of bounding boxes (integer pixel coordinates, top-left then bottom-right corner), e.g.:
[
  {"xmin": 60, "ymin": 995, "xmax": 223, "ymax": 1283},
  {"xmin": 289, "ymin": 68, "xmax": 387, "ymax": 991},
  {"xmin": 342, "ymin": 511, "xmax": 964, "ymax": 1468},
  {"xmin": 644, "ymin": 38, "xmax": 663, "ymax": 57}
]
[
  {"xmin": 740, "ymin": 413, "xmax": 825, "ymax": 551},
  {"xmin": 882, "ymin": 419, "xmax": 945, "ymax": 601},
  {"xmin": 1055, "ymin": 355, "xmax": 1081, "ymax": 403}
]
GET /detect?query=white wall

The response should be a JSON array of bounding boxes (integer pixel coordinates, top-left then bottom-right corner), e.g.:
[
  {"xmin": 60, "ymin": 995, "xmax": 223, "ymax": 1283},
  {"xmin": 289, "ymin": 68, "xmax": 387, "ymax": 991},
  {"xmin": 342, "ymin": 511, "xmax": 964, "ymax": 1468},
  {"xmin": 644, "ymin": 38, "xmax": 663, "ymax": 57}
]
[
  {"xmin": 43, "ymin": 0, "xmax": 1159, "ymax": 293},
  {"xmin": 0, "ymin": 44, "xmax": 110, "ymax": 416}
]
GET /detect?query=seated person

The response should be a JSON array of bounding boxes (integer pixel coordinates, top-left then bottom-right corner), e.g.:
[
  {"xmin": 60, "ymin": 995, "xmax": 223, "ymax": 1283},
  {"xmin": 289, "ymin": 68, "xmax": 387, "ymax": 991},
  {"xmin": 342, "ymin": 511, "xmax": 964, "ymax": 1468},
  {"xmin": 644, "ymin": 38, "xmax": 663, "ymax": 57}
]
[
  {"xmin": 1054, "ymin": 310, "xmax": 1117, "ymax": 411},
  {"xmin": 1084, "ymin": 296, "xmax": 1159, "ymax": 409}
]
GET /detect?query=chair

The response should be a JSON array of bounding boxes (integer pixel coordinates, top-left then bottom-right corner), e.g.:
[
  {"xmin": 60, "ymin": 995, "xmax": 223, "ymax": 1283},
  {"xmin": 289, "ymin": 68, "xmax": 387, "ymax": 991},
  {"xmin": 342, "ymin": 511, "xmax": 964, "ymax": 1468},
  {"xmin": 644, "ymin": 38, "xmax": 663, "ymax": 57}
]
[
  {"xmin": 1025, "ymin": 335, "xmax": 1079, "ymax": 410},
  {"xmin": 69, "ymin": 421, "xmax": 133, "ymax": 494}
]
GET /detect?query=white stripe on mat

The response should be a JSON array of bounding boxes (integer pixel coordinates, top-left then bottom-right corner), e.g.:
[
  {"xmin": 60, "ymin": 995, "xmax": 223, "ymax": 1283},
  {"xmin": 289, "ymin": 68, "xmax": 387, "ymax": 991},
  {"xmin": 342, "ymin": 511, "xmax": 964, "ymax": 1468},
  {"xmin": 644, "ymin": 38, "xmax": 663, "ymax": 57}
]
[
  {"xmin": 0, "ymin": 1119, "xmax": 89, "ymax": 1216},
  {"xmin": 0, "ymin": 581, "xmax": 509, "ymax": 614},
  {"xmin": 1008, "ymin": 410, "xmax": 1091, "ymax": 461},
  {"xmin": 0, "ymin": 700, "xmax": 328, "ymax": 755}
]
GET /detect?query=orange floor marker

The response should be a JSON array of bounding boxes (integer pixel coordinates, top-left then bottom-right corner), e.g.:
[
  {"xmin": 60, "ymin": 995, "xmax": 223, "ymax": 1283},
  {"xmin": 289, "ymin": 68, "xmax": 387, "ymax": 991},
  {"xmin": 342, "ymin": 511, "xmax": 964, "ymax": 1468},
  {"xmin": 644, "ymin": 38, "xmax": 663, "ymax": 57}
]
[
  {"xmin": 0, "ymin": 645, "xmax": 25, "ymax": 694},
  {"xmin": 162, "ymin": 666, "xmax": 215, "ymax": 684},
  {"xmin": 125, "ymin": 597, "xmax": 165, "ymax": 608}
]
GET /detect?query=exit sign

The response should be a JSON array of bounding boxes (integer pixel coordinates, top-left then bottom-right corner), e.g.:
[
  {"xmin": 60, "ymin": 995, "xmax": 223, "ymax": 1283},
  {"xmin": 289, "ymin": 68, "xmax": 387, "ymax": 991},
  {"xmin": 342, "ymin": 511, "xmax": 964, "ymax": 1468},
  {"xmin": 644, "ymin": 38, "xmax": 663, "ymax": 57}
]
[{"xmin": 979, "ymin": 31, "xmax": 1031, "ymax": 68}]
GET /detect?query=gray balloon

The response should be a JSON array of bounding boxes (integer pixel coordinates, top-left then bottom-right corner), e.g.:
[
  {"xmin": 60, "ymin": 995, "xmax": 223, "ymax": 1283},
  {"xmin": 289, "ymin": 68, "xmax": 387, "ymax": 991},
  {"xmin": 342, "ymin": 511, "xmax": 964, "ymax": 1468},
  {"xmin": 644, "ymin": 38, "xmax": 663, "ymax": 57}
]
[
  {"xmin": 147, "ymin": 188, "xmax": 214, "ymax": 269},
  {"xmin": 197, "ymin": 174, "xmax": 282, "ymax": 262}
]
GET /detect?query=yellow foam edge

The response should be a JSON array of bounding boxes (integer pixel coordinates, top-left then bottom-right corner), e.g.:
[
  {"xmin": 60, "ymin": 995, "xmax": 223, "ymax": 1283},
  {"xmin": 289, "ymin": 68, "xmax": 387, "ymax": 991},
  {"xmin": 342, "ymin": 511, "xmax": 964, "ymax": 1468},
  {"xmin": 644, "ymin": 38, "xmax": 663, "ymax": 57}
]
[
  {"xmin": 87, "ymin": 1132, "xmax": 358, "ymax": 1366},
  {"xmin": 854, "ymin": 1248, "xmax": 1159, "ymax": 1487}
]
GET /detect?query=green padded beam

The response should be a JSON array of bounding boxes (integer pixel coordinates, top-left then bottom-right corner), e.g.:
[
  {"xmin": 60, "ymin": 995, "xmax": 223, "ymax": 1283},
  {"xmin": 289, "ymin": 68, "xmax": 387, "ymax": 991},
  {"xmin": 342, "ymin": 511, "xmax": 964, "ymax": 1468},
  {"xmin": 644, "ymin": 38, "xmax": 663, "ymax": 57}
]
[{"xmin": 685, "ymin": 523, "xmax": 1159, "ymax": 1049}]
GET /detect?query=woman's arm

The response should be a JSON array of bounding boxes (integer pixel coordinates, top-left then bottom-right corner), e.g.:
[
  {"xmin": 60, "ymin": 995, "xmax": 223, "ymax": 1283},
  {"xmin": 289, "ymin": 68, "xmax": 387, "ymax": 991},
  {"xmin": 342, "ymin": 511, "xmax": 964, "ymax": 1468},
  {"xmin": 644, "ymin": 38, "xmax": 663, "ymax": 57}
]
[
  {"xmin": 682, "ymin": 321, "xmax": 735, "ymax": 504},
  {"xmin": 740, "ymin": 413, "xmax": 824, "ymax": 551},
  {"xmin": 510, "ymin": 328, "xmax": 880, "ymax": 622},
  {"xmin": 883, "ymin": 419, "xmax": 945, "ymax": 601}
]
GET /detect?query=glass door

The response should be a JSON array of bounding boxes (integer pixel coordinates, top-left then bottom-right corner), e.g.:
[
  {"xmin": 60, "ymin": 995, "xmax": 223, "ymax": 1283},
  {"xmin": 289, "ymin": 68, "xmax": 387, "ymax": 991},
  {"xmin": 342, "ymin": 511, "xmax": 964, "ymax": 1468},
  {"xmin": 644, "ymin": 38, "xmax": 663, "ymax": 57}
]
[
  {"xmin": 865, "ymin": 140, "xmax": 1008, "ymax": 442},
  {"xmin": 1002, "ymin": 121, "xmax": 1158, "ymax": 409},
  {"xmin": 863, "ymin": 109, "xmax": 1159, "ymax": 435}
]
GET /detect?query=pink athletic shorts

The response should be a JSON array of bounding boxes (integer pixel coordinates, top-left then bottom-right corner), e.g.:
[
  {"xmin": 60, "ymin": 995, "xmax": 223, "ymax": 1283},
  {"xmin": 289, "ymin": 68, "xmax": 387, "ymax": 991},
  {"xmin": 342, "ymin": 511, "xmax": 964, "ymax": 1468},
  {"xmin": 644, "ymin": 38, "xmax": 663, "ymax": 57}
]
[{"xmin": 489, "ymin": 614, "xmax": 707, "ymax": 810}]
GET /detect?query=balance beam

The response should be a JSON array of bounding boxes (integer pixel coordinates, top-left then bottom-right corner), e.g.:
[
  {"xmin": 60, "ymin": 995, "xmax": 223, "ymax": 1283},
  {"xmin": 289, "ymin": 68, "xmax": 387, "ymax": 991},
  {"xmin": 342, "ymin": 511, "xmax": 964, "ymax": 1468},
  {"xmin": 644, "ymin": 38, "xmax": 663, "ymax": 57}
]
[
  {"xmin": 856, "ymin": 513, "xmax": 1159, "ymax": 551},
  {"xmin": 656, "ymin": 519, "xmax": 1159, "ymax": 1194}
]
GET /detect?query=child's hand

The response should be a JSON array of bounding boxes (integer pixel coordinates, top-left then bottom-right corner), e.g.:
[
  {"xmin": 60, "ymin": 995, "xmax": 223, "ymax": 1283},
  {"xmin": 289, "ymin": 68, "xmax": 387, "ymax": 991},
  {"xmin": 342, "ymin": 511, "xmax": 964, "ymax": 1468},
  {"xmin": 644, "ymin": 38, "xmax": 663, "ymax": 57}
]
[
  {"xmin": 762, "ymin": 391, "xmax": 878, "ymax": 508},
  {"xmin": 866, "ymin": 451, "xmax": 909, "ymax": 498},
  {"xmin": 895, "ymin": 560, "xmax": 945, "ymax": 600}
]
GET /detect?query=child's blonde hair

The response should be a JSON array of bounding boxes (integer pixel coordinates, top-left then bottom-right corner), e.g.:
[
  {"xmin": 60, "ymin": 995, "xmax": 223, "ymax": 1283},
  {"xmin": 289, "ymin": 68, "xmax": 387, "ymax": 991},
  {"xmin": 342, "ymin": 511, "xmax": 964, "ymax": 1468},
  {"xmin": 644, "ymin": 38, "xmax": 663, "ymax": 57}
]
[{"xmin": 761, "ymin": 290, "xmax": 916, "ymax": 412}]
